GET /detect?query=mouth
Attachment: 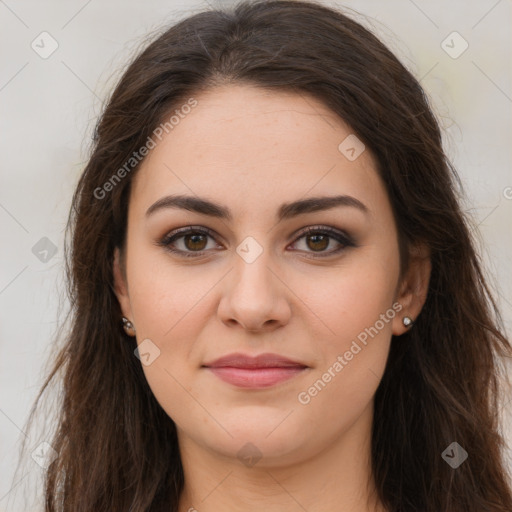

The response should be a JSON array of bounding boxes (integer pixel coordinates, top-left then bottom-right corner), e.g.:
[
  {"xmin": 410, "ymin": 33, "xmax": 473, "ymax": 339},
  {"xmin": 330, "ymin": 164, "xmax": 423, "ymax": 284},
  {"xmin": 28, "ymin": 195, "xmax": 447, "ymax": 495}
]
[{"xmin": 202, "ymin": 352, "xmax": 309, "ymax": 389}]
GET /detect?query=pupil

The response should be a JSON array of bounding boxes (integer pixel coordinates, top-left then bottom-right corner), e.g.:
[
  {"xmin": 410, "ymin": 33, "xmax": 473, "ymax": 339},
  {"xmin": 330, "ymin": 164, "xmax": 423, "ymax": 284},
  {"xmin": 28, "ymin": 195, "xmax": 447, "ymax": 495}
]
[
  {"xmin": 308, "ymin": 234, "xmax": 328, "ymax": 251},
  {"xmin": 186, "ymin": 234, "xmax": 206, "ymax": 251}
]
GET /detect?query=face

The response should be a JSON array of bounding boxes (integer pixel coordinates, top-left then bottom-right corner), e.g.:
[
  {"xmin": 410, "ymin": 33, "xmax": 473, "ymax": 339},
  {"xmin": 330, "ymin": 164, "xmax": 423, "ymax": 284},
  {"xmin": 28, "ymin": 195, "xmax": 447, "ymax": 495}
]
[{"xmin": 113, "ymin": 84, "xmax": 429, "ymax": 468}]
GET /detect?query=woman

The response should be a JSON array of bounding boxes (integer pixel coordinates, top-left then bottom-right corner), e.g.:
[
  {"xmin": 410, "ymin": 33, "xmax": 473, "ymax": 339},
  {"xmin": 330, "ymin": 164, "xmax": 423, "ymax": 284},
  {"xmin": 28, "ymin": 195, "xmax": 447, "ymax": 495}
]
[{"xmin": 19, "ymin": 0, "xmax": 512, "ymax": 510}]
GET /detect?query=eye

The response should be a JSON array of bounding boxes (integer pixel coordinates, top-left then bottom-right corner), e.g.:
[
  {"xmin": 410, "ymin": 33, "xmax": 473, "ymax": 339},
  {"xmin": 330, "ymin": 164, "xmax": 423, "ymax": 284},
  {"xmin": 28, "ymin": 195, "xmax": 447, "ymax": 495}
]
[
  {"xmin": 157, "ymin": 225, "xmax": 355, "ymax": 258},
  {"xmin": 158, "ymin": 226, "xmax": 220, "ymax": 258},
  {"xmin": 288, "ymin": 225, "xmax": 355, "ymax": 257}
]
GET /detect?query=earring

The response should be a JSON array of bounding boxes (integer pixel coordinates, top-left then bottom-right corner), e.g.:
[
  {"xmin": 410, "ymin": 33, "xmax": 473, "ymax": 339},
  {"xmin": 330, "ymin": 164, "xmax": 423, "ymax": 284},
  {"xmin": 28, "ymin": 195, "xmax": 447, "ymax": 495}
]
[
  {"xmin": 402, "ymin": 316, "xmax": 414, "ymax": 328},
  {"xmin": 122, "ymin": 317, "xmax": 136, "ymax": 337}
]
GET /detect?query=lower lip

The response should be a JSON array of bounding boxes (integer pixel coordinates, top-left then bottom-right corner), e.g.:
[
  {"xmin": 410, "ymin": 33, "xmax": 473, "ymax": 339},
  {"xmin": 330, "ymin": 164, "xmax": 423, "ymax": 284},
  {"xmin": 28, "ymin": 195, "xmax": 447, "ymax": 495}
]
[{"xmin": 206, "ymin": 366, "xmax": 306, "ymax": 388}]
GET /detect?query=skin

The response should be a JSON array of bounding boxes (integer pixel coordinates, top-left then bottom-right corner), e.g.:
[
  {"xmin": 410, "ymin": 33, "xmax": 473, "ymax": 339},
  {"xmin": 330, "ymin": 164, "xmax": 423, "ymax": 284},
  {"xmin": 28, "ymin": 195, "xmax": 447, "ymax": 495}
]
[{"xmin": 113, "ymin": 84, "xmax": 431, "ymax": 512}]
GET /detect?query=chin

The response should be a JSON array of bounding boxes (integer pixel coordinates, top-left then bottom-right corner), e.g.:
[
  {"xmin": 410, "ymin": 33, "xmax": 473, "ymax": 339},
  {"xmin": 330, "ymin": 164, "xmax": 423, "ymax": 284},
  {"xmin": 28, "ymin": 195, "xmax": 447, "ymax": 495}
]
[{"xmin": 191, "ymin": 412, "xmax": 313, "ymax": 465}]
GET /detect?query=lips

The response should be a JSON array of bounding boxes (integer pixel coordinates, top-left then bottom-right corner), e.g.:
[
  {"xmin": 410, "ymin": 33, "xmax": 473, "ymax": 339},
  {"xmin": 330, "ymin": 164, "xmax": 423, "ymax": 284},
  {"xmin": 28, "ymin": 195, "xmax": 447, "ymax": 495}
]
[
  {"xmin": 203, "ymin": 352, "xmax": 308, "ymax": 369},
  {"xmin": 202, "ymin": 352, "xmax": 308, "ymax": 389}
]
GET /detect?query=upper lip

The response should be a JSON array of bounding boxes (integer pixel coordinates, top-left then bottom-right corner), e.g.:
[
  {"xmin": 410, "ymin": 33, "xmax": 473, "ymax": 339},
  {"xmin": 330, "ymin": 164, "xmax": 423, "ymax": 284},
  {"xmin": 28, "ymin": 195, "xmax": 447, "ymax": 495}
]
[{"xmin": 203, "ymin": 352, "xmax": 308, "ymax": 369}]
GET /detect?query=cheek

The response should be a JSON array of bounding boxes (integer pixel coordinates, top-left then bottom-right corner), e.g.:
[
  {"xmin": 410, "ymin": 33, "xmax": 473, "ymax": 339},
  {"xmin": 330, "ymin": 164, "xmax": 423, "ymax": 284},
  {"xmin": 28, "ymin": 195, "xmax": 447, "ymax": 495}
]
[
  {"xmin": 297, "ymin": 276, "xmax": 395, "ymax": 427},
  {"xmin": 125, "ymin": 250, "xmax": 218, "ymax": 423},
  {"xmin": 295, "ymin": 248, "xmax": 398, "ymax": 411},
  {"xmin": 304, "ymin": 249, "xmax": 399, "ymax": 345},
  {"xmin": 127, "ymin": 246, "xmax": 213, "ymax": 340}
]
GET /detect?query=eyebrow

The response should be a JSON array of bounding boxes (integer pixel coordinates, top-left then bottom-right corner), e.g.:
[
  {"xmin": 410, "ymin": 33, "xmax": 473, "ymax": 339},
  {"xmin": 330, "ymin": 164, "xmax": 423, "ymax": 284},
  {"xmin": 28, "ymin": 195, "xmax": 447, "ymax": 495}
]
[{"xmin": 145, "ymin": 193, "xmax": 369, "ymax": 222}]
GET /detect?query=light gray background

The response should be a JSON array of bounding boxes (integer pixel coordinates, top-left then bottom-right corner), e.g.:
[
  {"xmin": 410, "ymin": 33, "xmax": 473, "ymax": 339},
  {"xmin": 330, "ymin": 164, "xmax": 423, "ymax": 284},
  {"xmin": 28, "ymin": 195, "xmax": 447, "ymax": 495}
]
[{"xmin": 1, "ymin": 0, "xmax": 511, "ymax": 510}]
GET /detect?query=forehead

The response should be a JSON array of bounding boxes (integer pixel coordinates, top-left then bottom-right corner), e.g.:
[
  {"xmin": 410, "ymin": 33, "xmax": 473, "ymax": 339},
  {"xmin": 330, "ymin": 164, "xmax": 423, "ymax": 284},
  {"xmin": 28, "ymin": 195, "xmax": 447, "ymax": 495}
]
[{"xmin": 130, "ymin": 84, "xmax": 386, "ymax": 222}]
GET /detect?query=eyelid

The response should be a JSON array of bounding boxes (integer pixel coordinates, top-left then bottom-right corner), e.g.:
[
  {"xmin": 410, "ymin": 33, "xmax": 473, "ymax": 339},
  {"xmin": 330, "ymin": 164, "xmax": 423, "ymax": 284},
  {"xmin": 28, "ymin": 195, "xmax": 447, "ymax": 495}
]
[
  {"xmin": 157, "ymin": 225, "xmax": 221, "ymax": 257},
  {"xmin": 157, "ymin": 224, "xmax": 355, "ymax": 258},
  {"xmin": 288, "ymin": 225, "xmax": 355, "ymax": 256}
]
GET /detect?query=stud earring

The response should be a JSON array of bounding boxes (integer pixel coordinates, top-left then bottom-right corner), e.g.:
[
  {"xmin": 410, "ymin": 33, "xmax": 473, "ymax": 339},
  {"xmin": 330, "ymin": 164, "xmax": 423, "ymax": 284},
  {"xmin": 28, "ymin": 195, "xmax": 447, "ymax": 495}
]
[
  {"xmin": 402, "ymin": 316, "xmax": 414, "ymax": 328},
  {"xmin": 122, "ymin": 317, "xmax": 136, "ymax": 337}
]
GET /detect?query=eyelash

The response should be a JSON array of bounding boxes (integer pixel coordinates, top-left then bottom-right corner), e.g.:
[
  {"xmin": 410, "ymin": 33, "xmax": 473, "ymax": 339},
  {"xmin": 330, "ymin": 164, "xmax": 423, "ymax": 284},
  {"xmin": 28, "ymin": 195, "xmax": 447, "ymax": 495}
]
[{"xmin": 157, "ymin": 225, "xmax": 356, "ymax": 259}]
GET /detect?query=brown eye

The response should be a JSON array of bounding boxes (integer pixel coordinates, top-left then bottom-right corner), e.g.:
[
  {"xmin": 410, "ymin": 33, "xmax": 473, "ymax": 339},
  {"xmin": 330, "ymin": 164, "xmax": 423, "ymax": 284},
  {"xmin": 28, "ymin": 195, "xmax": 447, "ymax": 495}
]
[
  {"xmin": 305, "ymin": 233, "xmax": 329, "ymax": 252},
  {"xmin": 183, "ymin": 233, "xmax": 208, "ymax": 251},
  {"xmin": 159, "ymin": 227, "xmax": 219, "ymax": 258},
  {"xmin": 290, "ymin": 226, "xmax": 355, "ymax": 257},
  {"xmin": 159, "ymin": 225, "xmax": 355, "ymax": 259}
]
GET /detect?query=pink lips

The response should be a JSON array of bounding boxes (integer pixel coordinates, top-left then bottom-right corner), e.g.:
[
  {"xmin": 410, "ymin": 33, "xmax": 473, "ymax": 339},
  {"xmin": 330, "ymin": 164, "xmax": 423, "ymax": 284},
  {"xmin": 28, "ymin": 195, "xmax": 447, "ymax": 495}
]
[{"xmin": 202, "ymin": 352, "xmax": 308, "ymax": 389}]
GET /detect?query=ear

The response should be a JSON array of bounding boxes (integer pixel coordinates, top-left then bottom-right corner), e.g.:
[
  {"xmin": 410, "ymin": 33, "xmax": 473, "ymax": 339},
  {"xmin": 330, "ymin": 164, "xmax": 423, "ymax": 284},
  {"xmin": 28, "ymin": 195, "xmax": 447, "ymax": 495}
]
[
  {"xmin": 113, "ymin": 247, "xmax": 133, "ymax": 320},
  {"xmin": 392, "ymin": 243, "xmax": 431, "ymax": 336}
]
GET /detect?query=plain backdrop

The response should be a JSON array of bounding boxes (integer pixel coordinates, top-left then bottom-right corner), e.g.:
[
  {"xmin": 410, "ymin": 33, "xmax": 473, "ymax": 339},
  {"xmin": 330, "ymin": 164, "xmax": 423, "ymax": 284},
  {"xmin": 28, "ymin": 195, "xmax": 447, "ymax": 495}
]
[{"xmin": 1, "ymin": 0, "xmax": 511, "ymax": 510}]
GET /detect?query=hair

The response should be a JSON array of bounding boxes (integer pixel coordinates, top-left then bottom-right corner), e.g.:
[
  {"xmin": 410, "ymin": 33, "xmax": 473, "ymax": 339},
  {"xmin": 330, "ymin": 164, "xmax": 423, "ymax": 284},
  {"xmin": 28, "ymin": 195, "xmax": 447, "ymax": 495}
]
[{"xmin": 16, "ymin": 0, "xmax": 512, "ymax": 510}]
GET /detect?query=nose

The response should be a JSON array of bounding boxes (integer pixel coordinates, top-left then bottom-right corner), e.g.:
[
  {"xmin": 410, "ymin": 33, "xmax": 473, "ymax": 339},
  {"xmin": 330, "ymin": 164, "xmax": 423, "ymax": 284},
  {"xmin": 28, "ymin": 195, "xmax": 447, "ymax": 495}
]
[{"xmin": 217, "ymin": 249, "xmax": 292, "ymax": 333}]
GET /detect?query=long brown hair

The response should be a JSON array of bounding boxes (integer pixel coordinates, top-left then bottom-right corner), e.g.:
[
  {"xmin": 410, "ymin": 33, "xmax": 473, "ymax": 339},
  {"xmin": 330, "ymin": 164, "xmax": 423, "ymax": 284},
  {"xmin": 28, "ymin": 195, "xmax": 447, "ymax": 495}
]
[{"xmin": 16, "ymin": 1, "xmax": 512, "ymax": 510}]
